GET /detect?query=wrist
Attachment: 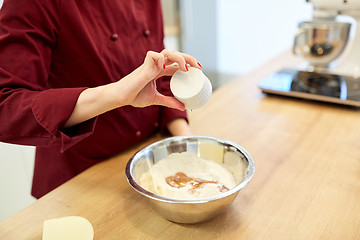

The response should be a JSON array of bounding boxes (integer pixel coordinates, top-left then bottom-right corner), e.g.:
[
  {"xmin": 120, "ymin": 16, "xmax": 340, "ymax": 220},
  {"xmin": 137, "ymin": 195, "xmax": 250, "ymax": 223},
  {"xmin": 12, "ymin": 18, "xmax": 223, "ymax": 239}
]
[{"xmin": 166, "ymin": 118, "xmax": 192, "ymax": 136}]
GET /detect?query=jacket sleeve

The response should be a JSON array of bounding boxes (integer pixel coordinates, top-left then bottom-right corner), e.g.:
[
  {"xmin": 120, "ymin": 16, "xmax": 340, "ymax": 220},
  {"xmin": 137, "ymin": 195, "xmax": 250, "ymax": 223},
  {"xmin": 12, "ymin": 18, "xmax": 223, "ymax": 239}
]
[
  {"xmin": 156, "ymin": 75, "xmax": 188, "ymax": 133},
  {"xmin": 0, "ymin": 0, "xmax": 96, "ymax": 151}
]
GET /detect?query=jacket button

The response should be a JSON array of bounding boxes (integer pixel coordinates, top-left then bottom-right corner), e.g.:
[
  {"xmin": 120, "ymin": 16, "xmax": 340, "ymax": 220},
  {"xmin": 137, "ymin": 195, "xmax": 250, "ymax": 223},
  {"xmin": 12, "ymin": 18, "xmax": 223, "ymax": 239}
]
[
  {"xmin": 110, "ymin": 33, "xmax": 118, "ymax": 41},
  {"xmin": 154, "ymin": 122, "xmax": 159, "ymax": 128},
  {"xmin": 136, "ymin": 131, "xmax": 141, "ymax": 137},
  {"xmin": 143, "ymin": 30, "xmax": 150, "ymax": 38}
]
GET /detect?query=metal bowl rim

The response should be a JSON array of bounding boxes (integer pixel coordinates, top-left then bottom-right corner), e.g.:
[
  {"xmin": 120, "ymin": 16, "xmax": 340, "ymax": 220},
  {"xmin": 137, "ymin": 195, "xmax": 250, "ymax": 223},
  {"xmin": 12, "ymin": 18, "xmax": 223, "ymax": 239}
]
[
  {"xmin": 298, "ymin": 20, "xmax": 351, "ymax": 29},
  {"xmin": 125, "ymin": 135, "xmax": 255, "ymax": 204}
]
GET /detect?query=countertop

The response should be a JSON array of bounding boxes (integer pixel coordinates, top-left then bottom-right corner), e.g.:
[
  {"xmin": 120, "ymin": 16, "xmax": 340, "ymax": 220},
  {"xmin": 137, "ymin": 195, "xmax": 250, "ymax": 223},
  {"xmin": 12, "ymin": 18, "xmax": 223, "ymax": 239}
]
[{"xmin": 1, "ymin": 51, "xmax": 360, "ymax": 239}]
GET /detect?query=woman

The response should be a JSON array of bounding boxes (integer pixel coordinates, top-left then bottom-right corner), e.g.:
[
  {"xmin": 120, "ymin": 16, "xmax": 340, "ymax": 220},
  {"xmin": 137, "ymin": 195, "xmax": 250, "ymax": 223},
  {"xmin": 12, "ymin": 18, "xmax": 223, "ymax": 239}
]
[{"xmin": 0, "ymin": 0, "xmax": 200, "ymax": 198}]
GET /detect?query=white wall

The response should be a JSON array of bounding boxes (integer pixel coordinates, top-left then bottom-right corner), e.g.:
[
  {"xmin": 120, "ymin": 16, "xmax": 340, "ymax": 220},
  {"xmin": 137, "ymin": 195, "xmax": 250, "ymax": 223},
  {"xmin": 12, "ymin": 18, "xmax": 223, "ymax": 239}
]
[
  {"xmin": 0, "ymin": 143, "xmax": 36, "ymax": 222},
  {"xmin": 218, "ymin": 0, "xmax": 312, "ymax": 74},
  {"xmin": 180, "ymin": 0, "xmax": 218, "ymax": 74},
  {"xmin": 181, "ymin": 0, "xmax": 312, "ymax": 75}
]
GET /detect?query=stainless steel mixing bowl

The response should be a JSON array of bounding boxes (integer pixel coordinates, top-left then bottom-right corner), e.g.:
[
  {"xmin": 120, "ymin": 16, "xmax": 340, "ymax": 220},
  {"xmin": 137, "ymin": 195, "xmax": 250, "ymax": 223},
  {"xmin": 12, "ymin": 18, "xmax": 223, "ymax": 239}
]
[
  {"xmin": 125, "ymin": 135, "xmax": 255, "ymax": 224},
  {"xmin": 293, "ymin": 20, "xmax": 351, "ymax": 67}
]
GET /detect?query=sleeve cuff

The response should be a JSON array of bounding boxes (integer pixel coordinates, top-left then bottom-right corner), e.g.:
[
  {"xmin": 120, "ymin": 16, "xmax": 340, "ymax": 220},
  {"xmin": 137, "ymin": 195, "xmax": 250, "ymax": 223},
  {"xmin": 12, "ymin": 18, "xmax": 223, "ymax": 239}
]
[
  {"xmin": 59, "ymin": 117, "xmax": 97, "ymax": 152},
  {"xmin": 31, "ymin": 87, "xmax": 97, "ymax": 152}
]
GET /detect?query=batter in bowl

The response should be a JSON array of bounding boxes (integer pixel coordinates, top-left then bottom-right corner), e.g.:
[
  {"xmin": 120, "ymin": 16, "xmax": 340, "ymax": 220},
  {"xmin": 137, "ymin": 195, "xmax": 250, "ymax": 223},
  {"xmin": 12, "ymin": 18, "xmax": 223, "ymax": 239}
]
[{"xmin": 139, "ymin": 152, "xmax": 237, "ymax": 199}]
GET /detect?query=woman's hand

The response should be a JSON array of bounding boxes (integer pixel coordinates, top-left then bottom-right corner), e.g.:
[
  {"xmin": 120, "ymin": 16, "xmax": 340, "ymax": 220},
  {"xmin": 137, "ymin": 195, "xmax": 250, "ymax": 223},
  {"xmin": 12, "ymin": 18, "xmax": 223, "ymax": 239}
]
[
  {"xmin": 64, "ymin": 50, "xmax": 201, "ymax": 128},
  {"xmin": 118, "ymin": 49, "xmax": 201, "ymax": 110}
]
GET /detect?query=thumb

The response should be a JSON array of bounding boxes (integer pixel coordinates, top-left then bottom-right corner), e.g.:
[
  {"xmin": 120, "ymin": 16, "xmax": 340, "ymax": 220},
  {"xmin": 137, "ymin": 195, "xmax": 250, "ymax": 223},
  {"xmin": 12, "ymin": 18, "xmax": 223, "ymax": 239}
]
[{"xmin": 153, "ymin": 94, "xmax": 185, "ymax": 111}]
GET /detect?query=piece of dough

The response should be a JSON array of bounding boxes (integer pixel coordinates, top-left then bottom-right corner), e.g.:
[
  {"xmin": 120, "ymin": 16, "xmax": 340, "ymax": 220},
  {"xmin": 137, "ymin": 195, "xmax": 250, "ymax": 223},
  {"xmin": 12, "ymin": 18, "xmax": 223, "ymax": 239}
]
[{"xmin": 42, "ymin": 216, "xmax": 94, "ymax": 240}]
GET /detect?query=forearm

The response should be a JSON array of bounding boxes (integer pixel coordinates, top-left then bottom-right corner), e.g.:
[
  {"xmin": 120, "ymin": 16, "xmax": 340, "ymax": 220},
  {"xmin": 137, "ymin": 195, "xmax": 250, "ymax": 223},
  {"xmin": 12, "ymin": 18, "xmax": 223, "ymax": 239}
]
[
  {"xmin": 64, "ymin": 82, "xmax": 125, "ymax": 128},
  {"xmin": 166, "ymin": 118, "xmax": 192, "ymax": 136},
  {"xmin": 64, "ymin": 66, "xmax": 149, "ymax": 128}
]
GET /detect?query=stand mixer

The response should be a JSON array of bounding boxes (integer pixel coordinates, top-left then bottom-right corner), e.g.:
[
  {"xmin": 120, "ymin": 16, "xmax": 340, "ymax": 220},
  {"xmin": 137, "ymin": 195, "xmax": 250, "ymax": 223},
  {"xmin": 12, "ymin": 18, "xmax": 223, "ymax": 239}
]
[{"xmin": 259, "ymin": 0, "xmax": 360, "ymax": 107}]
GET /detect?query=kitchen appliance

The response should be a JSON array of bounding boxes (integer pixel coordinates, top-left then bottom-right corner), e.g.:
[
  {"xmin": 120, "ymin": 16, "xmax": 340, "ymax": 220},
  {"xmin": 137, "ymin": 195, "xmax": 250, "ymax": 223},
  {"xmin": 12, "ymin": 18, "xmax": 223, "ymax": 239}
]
[{"xmin": 259, "ymin": 0, "xmax": 360, "ymax": 107}]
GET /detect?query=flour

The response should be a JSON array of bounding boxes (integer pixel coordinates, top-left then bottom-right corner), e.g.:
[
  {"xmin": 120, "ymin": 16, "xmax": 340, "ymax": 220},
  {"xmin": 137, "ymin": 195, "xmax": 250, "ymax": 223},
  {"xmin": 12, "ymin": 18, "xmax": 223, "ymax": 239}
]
[{"xmin": 139, "ymin": 152, "xmax": 237, "ymax": 199}]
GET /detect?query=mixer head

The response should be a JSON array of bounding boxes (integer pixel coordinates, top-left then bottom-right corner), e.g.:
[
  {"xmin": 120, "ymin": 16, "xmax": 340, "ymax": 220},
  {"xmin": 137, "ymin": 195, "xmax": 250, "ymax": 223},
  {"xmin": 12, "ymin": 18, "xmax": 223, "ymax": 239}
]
[{"xmin": 292, "ymin": 20, "xmax": 351, "ymax": 68}]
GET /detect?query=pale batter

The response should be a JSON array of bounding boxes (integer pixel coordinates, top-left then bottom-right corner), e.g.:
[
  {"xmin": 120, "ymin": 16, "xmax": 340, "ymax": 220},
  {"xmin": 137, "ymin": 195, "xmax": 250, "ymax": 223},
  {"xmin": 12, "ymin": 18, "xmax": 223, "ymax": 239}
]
[{"xmin": 139, "ymin": 152, "xmax": 237, "ymax": 199}]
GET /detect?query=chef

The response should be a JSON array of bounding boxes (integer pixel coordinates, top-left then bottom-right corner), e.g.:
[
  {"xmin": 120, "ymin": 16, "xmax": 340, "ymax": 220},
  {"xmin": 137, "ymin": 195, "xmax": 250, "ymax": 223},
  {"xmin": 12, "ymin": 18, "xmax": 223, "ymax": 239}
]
[{"xmin": 0, "ymin": 0, "xmax": 201, "ymax": 198}]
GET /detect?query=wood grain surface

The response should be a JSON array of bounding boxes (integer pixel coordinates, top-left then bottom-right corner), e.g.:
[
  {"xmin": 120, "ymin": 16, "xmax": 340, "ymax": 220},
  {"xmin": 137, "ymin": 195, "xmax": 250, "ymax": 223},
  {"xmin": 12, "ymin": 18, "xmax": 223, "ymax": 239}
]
[{"xmin": 1, "ymin": 51, "xmax": 360, "ymax": 239}]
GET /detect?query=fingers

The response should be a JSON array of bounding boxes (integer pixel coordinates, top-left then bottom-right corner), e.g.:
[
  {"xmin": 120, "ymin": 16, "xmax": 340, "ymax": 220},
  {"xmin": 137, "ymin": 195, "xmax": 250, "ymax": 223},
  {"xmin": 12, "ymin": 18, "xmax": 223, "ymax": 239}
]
[
  {"xmin": 145, "ymin": 51, "xmax": 165, "ymax": 70},
  {"xmin": 156, "ymin": 65, "xmax": 180, "ymax": 78},
  {"xmin": 161, "ymin": 49, "xmax": 201, "ymax": 72},
  {"xmin": 142, "ymin": 49, "xmax": 203, "ymax": 82},
  {"xmin": 153, "ymin": 94, "xmax": 186, "ymax": 111},
  {"xmin": 177, "ymin": 52, "xmax": 201, "ymax": 70},
  {"xmin": 144, "ymin": 49, "xmax": 202, "ymax": 74}
]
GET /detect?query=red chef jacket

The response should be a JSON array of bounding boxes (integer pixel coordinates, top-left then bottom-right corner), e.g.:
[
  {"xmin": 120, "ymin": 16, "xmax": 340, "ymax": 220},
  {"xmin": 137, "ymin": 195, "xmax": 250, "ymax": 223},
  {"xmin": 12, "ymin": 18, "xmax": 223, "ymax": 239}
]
[{"xmin": 0, "ymin": 0, "xmax": 187, "ymax": 198}]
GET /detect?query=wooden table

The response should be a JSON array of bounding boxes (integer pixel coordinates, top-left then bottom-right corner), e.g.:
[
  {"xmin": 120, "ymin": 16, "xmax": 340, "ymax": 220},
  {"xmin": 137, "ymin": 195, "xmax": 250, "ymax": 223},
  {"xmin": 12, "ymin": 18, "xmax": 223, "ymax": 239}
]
[{"xmin": 1, "ymin": 51, "xmax": 360, "ymax": 239}]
